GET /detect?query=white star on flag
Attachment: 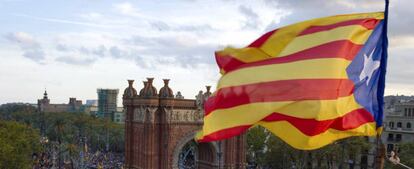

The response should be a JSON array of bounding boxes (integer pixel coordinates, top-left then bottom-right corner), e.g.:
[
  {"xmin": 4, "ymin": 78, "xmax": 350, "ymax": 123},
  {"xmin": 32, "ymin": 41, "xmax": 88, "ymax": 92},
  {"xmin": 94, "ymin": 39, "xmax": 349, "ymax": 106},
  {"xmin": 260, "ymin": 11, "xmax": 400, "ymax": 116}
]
[{"xmin": 359, "ymin": 48, "xmax": 381, "ymax": 85}]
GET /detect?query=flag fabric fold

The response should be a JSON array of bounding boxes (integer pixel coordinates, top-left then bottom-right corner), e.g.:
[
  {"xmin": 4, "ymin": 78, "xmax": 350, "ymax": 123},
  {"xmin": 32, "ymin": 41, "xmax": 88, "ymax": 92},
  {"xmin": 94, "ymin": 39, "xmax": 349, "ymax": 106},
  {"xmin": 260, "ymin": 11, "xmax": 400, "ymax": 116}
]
[{"xmin": 197, "ymin": 12, "xmax": 387, "ymax": 150}]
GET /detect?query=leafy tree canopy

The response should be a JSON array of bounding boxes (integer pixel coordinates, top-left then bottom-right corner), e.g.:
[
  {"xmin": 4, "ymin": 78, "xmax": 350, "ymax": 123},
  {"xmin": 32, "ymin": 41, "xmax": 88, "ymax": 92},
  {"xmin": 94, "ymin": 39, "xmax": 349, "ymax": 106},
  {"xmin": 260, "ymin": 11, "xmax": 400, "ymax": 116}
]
[
  {"xmin": 0, "ymin": 120, "xmax": 42, "ymax": 169},
  {"xmin": 247, "ymin": 126, "xmax": 372, "ymax": 169}
]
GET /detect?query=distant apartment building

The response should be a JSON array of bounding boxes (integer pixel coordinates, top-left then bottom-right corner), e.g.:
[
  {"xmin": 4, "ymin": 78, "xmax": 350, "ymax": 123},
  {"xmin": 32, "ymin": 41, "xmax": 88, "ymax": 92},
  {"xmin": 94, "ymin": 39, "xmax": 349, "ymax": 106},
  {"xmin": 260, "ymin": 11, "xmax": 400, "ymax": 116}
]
[
  {"xmin": 37, "ymin": 90, "xmax": 83, "ymax": 113},
  {"xmin": 85, "ymin": 100, "xmax": 98, "ymax": 106},
  {"xmin": 83, "ymin": 99, "xmax": 98, "ymax": 116},
  {"xmin": 382, "ymin": 100, "xmax": 414, "ymax": 151},
  {"xmin": 113, "ymin": 107, "xmax": 125, "ymax": 124},
  {"xmin": 97, "ymin": 89, "xmax": 119, "ymax": 120}
]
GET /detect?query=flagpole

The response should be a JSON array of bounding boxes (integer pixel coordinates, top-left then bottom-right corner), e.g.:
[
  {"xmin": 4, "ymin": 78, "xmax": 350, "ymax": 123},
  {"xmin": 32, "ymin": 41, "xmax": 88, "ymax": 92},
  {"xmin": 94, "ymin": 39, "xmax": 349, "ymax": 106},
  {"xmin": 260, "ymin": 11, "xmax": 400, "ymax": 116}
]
[
  {"xmin": 378, "ymin": 0, "xmax": 389, "ymax": 126},
  {"xmin": 375, "ymin": 0, "xmax": 389, "ymax": 169},
  {"xmin": 378, "ymin": 0, "xmax": 389, "ymax": 120}
]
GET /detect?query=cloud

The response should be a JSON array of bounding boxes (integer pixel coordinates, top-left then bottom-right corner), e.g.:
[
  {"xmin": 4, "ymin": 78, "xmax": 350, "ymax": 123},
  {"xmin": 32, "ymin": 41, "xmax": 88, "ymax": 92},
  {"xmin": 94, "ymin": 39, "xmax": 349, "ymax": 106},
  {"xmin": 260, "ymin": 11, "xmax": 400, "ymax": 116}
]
[
  {"xmin": 109, "ymin": 46, "xmax": 123, "ymax": 58},
  {"xmin": 56, "ymin": 44, "xmax": 71, "ymax": 52},
  {"xmin": 55, "ymin": 56, "xmax": 96, "ymax": 66},
  {"xmin": 5, "ymin": 32, "xmax": 46, "ymax": 63},
  {"xmin": 150, "ymin": 21, "xmax": 171, "ymax": 31},
  {"xmin": 79, "ymin": 12, "xmax": 103, "ymax": 21},
  {"xmin": 238, "ymin": 5, "xmax": 260, "ymax": 29},
  {"xmin": 387, "ymin": 0, "xmax": 414, "ymax": 37},
  {"xmin": 386, "ymin": 47, "xmax": 414, "ymax": 85},
  {"xmin": 52, "ymin": 33, "xmax": 112, "ymax": 66},
  {"xmin": 13, "ymin": 13, "xmax": 112, "ymax": 28},
  {"xmin": 114, "ymin": 2, "xmax": 143, "ymax": 18},
  {"xmin": 93, "ymin": 45, "xmax": 106, "ymax": 57},
  {"xmin": 52, "ymin": 44, "xmax": 108, "ymax": 66},
  {"xmin": 78, "ymin": 45, "xmax": 106, "ymax": 57},
  {"xmin": 126, "ymin": 35, "xmax": 218, "ymax": 67},
  {"xmin": 263, "ymin": 0, "xmax": 414, "ymax": 37},
  {"xmin": 389, "ymin": 36, "xmax": 414, "ymax": 50},
  {"xmin": 5, "ymin": 32, "xmax": 38, "ymax": 48},
  {"xmin": 23, "ymin": 50, "xmax": 45, "ymax": 62},
  {"xmin": 79, "ymin": 46, "xmax": 90, "ymax": 55},
  {"xmin": 149, "ymin": 20, "xmax": 215, "ymax": 33}
]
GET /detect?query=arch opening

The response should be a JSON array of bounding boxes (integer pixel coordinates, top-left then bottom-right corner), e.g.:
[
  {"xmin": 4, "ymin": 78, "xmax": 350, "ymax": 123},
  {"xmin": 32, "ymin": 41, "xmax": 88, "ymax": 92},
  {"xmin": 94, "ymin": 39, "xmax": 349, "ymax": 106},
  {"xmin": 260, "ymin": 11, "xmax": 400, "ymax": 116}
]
[
  {"xmin": 173, "ymin": 132, "xmax": 219, "ymax": 169},
  {"xmin": 178, "ymin": 140, "xmax": 198, "ymax": 169}
]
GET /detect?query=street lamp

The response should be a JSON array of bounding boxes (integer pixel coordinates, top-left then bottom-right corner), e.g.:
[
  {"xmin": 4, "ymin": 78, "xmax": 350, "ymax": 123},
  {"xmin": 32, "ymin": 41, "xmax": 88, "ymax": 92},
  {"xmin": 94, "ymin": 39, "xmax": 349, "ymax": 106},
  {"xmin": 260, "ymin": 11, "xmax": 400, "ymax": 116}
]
[{"xmin": 217, "ymin": 141, "xmax": 222, "ymax": 169}]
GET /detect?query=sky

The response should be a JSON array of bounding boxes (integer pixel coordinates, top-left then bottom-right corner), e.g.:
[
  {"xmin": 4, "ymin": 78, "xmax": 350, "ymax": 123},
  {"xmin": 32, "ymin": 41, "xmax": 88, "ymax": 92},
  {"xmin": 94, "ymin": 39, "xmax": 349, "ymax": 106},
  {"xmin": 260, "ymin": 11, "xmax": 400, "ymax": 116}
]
[{"xmin": 0, "ymin": 0, "xmax": 413, "ymax": 104}]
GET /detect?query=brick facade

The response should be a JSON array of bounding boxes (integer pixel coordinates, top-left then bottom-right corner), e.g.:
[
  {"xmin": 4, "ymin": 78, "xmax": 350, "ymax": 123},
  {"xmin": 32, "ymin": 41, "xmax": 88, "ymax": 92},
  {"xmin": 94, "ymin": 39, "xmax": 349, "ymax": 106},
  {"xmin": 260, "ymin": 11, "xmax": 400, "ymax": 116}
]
[{"xmin": 123, "ymin": 78, "xmax": 246, "ymax": 169}]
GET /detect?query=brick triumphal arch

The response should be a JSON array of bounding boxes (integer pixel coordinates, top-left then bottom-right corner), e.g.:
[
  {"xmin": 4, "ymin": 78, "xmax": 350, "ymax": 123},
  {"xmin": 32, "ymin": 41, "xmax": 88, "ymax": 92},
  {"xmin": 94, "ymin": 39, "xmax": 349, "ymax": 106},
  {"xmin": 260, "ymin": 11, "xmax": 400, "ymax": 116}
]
[{"xmin": 123, "ymin": 78, "xmax": 246, "ymax": 169}]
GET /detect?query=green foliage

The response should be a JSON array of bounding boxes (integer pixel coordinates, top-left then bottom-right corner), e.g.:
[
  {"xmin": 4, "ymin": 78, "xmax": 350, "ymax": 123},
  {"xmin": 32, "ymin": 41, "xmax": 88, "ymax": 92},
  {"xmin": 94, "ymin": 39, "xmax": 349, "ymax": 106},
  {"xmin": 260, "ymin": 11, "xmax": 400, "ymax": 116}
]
[
  {"xmin": 246, "ymin": 126, "xmax": 372, "ymax": 169},
  {"xmin": 0, "ymin": 103, "xmax": 37, "ymax": 115},
  {"xmin": 246, "ymin": 125, "xmax": 267, "ymax": 165},
  {"xmin": 0, "ymin": 103, "xmax": 125, "ymax": 166},
  {"xmin": 398, "ymin": 143, "xmax": 414, "ymax": 168},
  {"xmin": 41, "ymin": 112, "xmax": 125, "ymax": 153},
  {"xmin": 0, "ymin": 103, "xmax": 38, "ymax": 125},
  {"xmin": 0, "ymin": 120, "xmax": 42, "ymax": 169}
]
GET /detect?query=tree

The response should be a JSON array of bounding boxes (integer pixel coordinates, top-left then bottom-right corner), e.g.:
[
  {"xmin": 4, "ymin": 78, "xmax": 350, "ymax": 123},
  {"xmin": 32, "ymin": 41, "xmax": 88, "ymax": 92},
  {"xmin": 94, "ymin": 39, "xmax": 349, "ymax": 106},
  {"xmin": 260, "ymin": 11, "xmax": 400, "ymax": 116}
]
[
  {"xmin": 0, "ymin": 104, "xmax": 38, "ymax": 126},
  {"xmin": 246, "ymin": 125, "xmax": 268, "ymax": 168},
  {"xmin": 52, "ymin": 117, "xmax": 66, "ymax": 168},
  {"xmin": 246, "ymin": 126, "xmax": 373, "ymax": 169},
  {"xmin": 398, "ymin": 142, "xmax": 414, "ymax": 167},
  {"xmin": 0, "ymin": 120, "xmax": 42, "ymax": 168},
  {"xmin": 66, "ymin": 143, "xmax": 79, "ymax": 169},
  {"xmin": 0, "ymin": 103, "xmax": 125, "ymax": 153}
]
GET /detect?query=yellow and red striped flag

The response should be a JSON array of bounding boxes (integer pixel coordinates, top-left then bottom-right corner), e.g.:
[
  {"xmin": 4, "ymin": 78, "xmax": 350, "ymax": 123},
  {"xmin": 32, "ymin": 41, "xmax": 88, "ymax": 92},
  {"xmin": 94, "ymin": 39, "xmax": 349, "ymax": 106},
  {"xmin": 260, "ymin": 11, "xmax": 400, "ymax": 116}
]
[{"xmin": 197, "ymin": 12, "xmax": 388, "ymax": 150}]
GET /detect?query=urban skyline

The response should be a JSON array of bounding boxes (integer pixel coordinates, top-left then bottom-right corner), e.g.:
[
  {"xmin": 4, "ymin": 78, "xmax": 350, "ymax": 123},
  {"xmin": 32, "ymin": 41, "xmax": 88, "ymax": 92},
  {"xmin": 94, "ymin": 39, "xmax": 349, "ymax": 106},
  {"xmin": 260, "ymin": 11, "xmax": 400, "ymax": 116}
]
[{"xmin": 1, "ymin": 1, "xmax": 414, "ymax": 168}]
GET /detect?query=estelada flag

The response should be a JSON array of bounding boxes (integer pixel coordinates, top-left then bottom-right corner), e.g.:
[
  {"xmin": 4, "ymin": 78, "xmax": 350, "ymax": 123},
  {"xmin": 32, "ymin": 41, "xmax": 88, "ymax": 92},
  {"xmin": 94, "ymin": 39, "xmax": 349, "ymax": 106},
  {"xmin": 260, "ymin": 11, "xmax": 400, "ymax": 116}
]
[{"xmin": 197, "ymin": 12, "xmax": 388, "ymax": 150}]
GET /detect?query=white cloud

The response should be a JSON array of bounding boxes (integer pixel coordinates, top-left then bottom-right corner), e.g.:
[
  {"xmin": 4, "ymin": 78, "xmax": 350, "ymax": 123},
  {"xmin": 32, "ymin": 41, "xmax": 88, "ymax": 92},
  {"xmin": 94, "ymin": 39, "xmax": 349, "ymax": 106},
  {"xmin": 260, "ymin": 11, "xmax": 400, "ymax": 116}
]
[
  {"xmin": 13, "ymin": 13, "xmax": 112, "ymax": 28},
  {"xmin": 55, "ymin": 56, "xmax": 96, "ymax": 66},
  {"xmin": 238, "ymin": 5, "xmax": 260, "ymax": 29},
  {"xmin": 114, "ymin": 2, "xmax": 143, "ymax": 18},
  {"xmin": 5, "ymin": 32, "xmax": 46, "ymax": 64},
  {"xmin": 5, "ymin": 32, "xmax": 38, "ymax": 48},
  {"xmin": 79, "ymin": 12, "xmax": 103, "ymax": 21},
  {"xmin": 389, "ymin": 36, "xmax": 414, "ymax": 50}
]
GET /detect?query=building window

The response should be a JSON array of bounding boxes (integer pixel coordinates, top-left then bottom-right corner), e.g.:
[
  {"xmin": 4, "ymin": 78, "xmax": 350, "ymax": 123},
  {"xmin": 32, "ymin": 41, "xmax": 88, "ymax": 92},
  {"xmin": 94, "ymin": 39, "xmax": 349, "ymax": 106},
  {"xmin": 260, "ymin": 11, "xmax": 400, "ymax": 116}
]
[
  {"xmin": 397, "ymin": 122, "xmax": 402, "ymax": 128},
  {"xmin": 387, "ymin": 144, "xmax": 394, "ymax": 152},
  {"xmin": 407, "ymin": 123, "xmax": 412, "ymax": 129},
  {"xmin": 405, "ymin": 108, "xmax": 408, "ymax": 115},
  {"xmin": 389, "ymin": 122, "xmax": 394, "ymax": 128},
  {"xmin": 396, "ymin": 134, "xmax": 402, "ymax": 141},
  {"xmin": 387, "ymin": 134, "xmax": 394, "ymax": 141}
]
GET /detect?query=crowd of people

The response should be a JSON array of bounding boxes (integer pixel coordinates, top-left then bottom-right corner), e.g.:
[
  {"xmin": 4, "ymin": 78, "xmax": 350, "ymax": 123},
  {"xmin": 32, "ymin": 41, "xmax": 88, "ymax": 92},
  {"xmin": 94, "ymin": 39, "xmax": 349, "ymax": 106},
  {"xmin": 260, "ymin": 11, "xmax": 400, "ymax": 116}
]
[
  {"xmin": 32, "ymin": 151, "xmax": 124, "ymax": 169},
  {"xmin": 84, "ymin": 151, "xmax": 124, "ymax": 169},
  {"xmin": 32, "ymin": 152, "xmax": 52, "ymax": 169}
]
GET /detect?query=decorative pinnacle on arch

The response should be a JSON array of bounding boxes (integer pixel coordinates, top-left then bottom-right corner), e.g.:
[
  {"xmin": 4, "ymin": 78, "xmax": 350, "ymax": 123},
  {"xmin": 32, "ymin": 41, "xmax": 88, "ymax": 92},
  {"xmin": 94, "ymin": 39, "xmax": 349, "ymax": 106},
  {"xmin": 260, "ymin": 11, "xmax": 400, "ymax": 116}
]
[
  {"xmin": 140, "ymin": 77, "xmax": 157, "ymax": 97},
  {"xmin": 163, "ymin": 79, "xmax": 170, "ymax": 86},
  {"xmin": 128, "ymin": 79, "xmax": 134, "ymax": 87},
  {"xmin": 160, "ymin": 79, "xmax": 174, "ymax": 98},
  {"xmin": 123, "ymin": 79, "xmax": 137, "ymax": 98}
]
